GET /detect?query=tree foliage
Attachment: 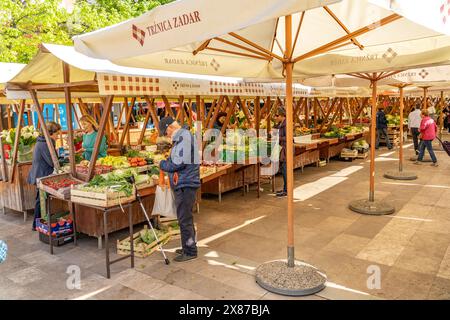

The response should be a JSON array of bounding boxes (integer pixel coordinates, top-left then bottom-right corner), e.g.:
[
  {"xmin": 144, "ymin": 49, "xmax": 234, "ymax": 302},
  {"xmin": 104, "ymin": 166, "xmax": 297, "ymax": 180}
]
[{"xmin": 0, "ymin": 0, "xmax": 174, "ymax": 63}]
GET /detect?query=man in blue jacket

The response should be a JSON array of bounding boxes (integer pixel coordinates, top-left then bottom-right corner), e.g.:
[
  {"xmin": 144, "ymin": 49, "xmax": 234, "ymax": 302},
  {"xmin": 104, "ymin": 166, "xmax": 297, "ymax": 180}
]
[
  {"xmin": 375, "ymin": 108, "xmax": 392, "ymax": 149},
  {"xmin": 159, "ymin": 117, "xmax": 200, "ymax": 262}
]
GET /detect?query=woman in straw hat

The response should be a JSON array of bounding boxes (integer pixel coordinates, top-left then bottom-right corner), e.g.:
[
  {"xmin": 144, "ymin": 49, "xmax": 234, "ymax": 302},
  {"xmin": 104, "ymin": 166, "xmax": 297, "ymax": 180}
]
[{"xmin": 77, "ymin": 115, "xmax": 107, "ymax": 161}]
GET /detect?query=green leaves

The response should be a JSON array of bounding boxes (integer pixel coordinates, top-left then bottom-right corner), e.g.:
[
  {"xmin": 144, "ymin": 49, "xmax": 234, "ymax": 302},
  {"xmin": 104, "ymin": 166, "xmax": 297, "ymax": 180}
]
[{"xmin": 1, "ymin": 0, "xmax": 174, "ymax": 63}]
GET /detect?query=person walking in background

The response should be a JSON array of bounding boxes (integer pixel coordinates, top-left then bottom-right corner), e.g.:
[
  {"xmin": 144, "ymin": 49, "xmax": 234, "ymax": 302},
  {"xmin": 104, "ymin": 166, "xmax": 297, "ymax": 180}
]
[
  {"xmin": 375, "ymin": 107, "xmax": 392, "ymax": 150},
  {"xmin": 415, "ymin": 109, "xmax": 438, "ymax": 167},
  {"xmin": 77, "ymin": 115, "xmax": 107, "ymax": 161},
  {"xmin": 408, "ymin": 104, "xmax": 422, "ymax": 155},
  {"xmin": 27, "ymin": 122, "xmax": 61, "ymax": 231},
  {"xmin": 274, "ymin": 107, "xmax": 287, "ymax": 197}
]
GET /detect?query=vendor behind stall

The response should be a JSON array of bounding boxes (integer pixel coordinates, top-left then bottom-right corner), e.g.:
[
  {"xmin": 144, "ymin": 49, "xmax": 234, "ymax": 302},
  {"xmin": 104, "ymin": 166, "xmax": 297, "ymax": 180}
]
[
  {"xmin": 27, "ymin": 122, "xmax": 61, "ymax": 231},
  {"xmin": 77, "ymin": 115, "xmax": 107, "ymax": 161}
]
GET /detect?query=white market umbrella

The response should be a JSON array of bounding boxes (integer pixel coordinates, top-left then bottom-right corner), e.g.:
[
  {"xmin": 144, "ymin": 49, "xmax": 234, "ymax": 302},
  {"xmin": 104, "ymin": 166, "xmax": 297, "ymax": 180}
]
[{"xmin": 73, "ymin": 0, "xmax": 450, "ymax": 295}]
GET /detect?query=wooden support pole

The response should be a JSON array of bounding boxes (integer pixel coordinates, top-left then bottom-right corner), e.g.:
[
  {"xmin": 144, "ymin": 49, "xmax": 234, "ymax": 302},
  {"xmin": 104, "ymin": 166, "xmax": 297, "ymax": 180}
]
[
  {"xmin": 9, "ymin": 100, "xmax": 26, "ymax": 183},
  {"xmin": 305, "ymin": 98, "xmax": 310, "ymax": 128},
  {"xmin": 87, "ymin": 95, "xmax": 114, "ymax": 180},
  {"xmin": 238, "ymin": 97, "xmax": 253, "ymax": 127},
  {"xmin": 7, "ymin": 105, "xmax": 12, "ymax": 129},
  {"xmin": 220, "ymin": 96, "xmax": 239, "ymax": 135},
  {"xmin": 205, "ymin": 99, "xmax": 216, "ymax": 127},
  {"xmin": 319, "ymin": 98, "xmax": 338, "ymax": 133},
  {"xmin": 196, "ymin": 95, "xmax": 203, "ymax": 127},
  {"xmin": 284, "ymin": 14, "xmax": 295, "ymax": 267},
  {"xmin": 119, "ymin": 99, "xmax": 134, "ymax": 149},
  {"xmin": 313, "ymin": 98, "xmax": 318, "ymax": 129},
  {"xmin": 260, "ymin": 96, "xmax": 272, "ymax": 117},
  {"xmin": 144, "ymin": 96, "xmax": 160, "ymax": 134},
  {"xmin": 63, "ymin": 62, "xmax": 76, "ymax": 176},
  {"xmin": 440, "ymin": 91, "xmax": 445, "ymax": 140},
  {"xmin": 116, "ymin": 104, "xmax": 125, "ymax": 132},
  {"xmin": 29, "ymin": 90, "xmax": 60, "ymax": 171},
  {"xmin": 162, "ymin": 95, "xmax": 175, "ymax": 117},
  {"xmin": 208, "ymin": 96, "xmax": 225, "ymax": 129},
  {"xmin": 326, "ymin": 99, "xmax": 344, "ymax": 132},
  {"xmin": 138, "ymin": 98, "xmax": 154, "ymax": 145},
  {"xmin": 398, "ymin": 87, "xmax": 405, "ymax": 172},
  {"xmin": 369, "ymin": 76, "xmax": 377, "ymax": 202},
  {"xmin": 184, "ymin": 98, "xmax": 192, "ymax": 127}
]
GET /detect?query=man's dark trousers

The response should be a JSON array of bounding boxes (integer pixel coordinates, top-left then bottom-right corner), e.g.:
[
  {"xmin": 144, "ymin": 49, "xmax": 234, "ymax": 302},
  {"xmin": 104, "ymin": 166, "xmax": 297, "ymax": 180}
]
[
  {"xmin": 174, "ymin": 187, "xmax": 198, "ymax": 256},
  {"xmin": 280, "ymin": 161, "xmax": 287, "ymax": 193},
  {"xmin": 411, "ymin": 128, "xmax": 420, "ymax": 154}
]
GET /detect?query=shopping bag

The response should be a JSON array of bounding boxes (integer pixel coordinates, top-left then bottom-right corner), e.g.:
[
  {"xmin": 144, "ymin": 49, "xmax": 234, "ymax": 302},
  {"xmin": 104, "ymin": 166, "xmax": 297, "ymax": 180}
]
[
  {"xmin": 436, "ymin": 137, "xmax": 450, "ymax": 157},
  {"xmin": 152, "ymin": 185, "xmax": 177, "ymax": 218}
]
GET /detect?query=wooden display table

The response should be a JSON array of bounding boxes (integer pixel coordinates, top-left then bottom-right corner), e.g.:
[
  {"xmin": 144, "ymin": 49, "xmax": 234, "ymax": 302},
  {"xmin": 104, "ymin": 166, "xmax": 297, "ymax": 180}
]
[
  {"xmin": 201, "ymin": 162, "xmax": 259, "ymax": 202},
  {"xmin": 294, "ymin": 142, "xmax": 320, "ymax": 170},
  {"xmin": 0, "ymin": 161, "xmax": 37, "ymax": 221},
  {"xmin": 74, "ymin": 185, "xmax": 158, "ymax": 249}
]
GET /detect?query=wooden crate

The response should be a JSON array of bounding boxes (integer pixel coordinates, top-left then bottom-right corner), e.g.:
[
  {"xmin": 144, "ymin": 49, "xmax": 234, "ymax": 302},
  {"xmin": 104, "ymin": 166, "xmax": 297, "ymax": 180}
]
[
  {"xmin": 117, "ymin": 225, "xmax": 171, "ymax": 258},
  {"xmin": 160, "ymin": 221, "xmax": 198, "ymax": 241},
  {"xmin": 37, "ymin": 173, "xmax": 84, "ymax": 200},
  {"xmin": 356, "ymin": 152, "xmax": 369, "ymax": 159},
  {"xmin": 71, "ymin": 185, "xmax": 136, "ymax": 208}
]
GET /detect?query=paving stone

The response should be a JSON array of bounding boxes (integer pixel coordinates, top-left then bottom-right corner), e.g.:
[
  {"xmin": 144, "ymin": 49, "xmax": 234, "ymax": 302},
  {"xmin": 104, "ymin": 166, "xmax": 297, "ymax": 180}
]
[
  {"xmin": 322, "ymin": 234, "xmax": 371, "ymax": 258},
  {"xmin": 393, "ymin": 246, "xmax": 443, "ymax": 275},
  {"xmin": 6, "ymin": 266, "xmax": 47, "ymax": 286},
  {"xmin": 376, "ymin": 267, "xmax": 434, "ymax": 300},
  {"xmin": 437, "ymin": 245, "xmax": 450, "ymax": 280},
  {"xmin": 427, "ymin": 276, "xmax": 450, "ymax": 300},
  {"xmin": 87, "ymin": 284, "xmax": 152, "ymax": 300}
]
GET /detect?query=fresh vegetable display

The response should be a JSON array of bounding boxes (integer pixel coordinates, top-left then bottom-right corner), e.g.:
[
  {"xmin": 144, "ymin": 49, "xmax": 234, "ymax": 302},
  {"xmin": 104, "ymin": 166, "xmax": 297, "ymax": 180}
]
[
  {"xmin": 386, "ymin": 115, "xmax": 408, "ymax": 126},
  {"xmin": 294, "ymin": 127, "xmax": 311, "ymax": 136},
  {"xmin": 352, "ymin": 139, "xmax": 370, "ymax": 151},
  {"xmin": 128, "ymin": 157, "xmax": 148, "ymax": 167},
  {"xmin": 97, "ymin": 156, "xmax": 130, "ymax": 169},
  {"xmin": 79, "ymin": 170, "xmax": 136, "ymax": 196},
  {"xmin": 322, "ymin": 125, "xmax": 366, "ymax": 138}
]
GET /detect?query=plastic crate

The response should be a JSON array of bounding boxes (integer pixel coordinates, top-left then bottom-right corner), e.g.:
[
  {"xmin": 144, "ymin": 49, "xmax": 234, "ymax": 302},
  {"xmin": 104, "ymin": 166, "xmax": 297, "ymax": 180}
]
[
  {"xmin": 38, "ymin": 232, "xmax": 74, "ymax": 247},
  {"xmin": 36, "ymin": 216, "xmax": 73, "ymax": 237}
]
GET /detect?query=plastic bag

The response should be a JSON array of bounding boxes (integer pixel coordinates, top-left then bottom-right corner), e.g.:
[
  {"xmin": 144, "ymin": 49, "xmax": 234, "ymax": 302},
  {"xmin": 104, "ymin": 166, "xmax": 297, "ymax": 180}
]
[{"xmin": 152, "ymin": 185, "xmax": 177, "ymax": 218}]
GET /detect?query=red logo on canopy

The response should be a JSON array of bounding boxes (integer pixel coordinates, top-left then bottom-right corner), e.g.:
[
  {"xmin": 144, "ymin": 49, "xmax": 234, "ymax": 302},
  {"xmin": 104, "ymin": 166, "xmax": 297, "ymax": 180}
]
[
  {"xmin": 132, "ymin": 24, "xmax": 146, "ymax": 46},
  {"xmin": 440, "ymin": 0, "xmax": 450, "ymax": 24}
]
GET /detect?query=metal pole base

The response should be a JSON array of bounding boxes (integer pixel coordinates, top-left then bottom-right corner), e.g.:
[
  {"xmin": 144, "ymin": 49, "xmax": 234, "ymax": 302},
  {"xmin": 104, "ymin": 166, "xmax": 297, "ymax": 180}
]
[
  {"xmin": 383, "ymin": 170, "xmax": 418, "ymax": 181},
  {"xmin": 255, "ymin": 260, "xmax": 327, "ymax": 296},
  {"xmin": 349, "ymin": 199, "xmax": 395, "ymax": 216}
]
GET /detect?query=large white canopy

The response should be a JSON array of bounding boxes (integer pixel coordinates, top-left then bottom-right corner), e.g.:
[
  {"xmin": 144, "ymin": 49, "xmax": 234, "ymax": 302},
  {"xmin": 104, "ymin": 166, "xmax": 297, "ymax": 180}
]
[
  {"xmin": 0, "ymin": 62, "xmax": 25, "ymax": 90},
  {"xmin": 73, "ymin": 0, "xmax": 450, "ymax": 78},
  {"xmin": 6, "ymin": 44, "xmax": 316, "ymax": 99}
]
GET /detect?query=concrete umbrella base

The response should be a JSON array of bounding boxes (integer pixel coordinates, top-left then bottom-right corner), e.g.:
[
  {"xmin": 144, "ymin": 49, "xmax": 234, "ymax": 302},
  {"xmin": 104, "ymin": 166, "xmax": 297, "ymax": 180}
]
[
  {"xmin": 384, "ymin": 170, "xmax": 418, "ymax": 180},
  {"xmin": 349, "ymin": 199, "xmax": 395, "ymax": 216},
  {"xmin": 255, "ymin": 260, "xmax": 327, "ymax": 296}
]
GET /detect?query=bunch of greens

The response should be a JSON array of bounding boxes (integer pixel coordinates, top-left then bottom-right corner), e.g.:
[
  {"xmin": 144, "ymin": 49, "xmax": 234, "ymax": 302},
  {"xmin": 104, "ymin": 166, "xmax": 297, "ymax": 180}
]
[{"xmin": 84, "ymin": 169, "xmax": 138, "ymax": 196}]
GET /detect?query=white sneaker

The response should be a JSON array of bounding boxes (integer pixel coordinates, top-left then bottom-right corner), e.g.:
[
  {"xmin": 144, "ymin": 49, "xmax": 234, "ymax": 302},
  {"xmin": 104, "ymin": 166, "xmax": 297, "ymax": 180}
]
[{"xmin": 431, "ymin": 162, "xmax": 439, "ymax": 167}]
